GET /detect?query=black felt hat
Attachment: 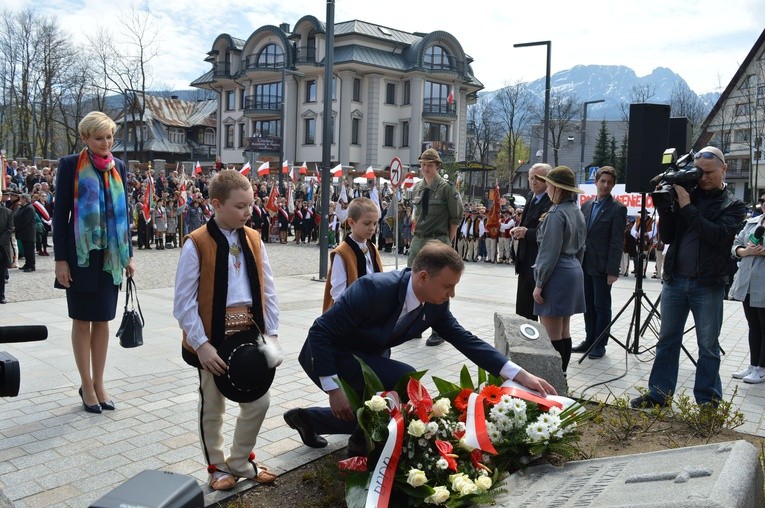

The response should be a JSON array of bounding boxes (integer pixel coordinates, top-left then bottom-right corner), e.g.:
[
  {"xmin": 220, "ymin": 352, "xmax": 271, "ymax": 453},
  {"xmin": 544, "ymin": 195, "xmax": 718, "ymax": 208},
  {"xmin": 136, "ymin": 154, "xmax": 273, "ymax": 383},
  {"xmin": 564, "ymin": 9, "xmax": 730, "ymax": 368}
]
[{"xmin": 214, "ymin": 332, "xmax": 275, "ymax": 403}]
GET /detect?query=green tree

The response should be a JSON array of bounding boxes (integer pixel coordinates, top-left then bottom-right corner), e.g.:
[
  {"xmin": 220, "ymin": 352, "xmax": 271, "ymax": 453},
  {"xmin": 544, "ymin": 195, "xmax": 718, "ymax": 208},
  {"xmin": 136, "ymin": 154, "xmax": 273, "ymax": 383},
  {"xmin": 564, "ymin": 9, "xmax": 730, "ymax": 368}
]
[
  {"xmin": 592, "ymin": 120, "xmax": 610, "ymax": 167},
  {"xmin": 609, "ymin": 135, "xmax": 617, "ymax": 167},
  {"xmin": 494, "ymin": 135, "xmax": 530, "ymax": 188}
]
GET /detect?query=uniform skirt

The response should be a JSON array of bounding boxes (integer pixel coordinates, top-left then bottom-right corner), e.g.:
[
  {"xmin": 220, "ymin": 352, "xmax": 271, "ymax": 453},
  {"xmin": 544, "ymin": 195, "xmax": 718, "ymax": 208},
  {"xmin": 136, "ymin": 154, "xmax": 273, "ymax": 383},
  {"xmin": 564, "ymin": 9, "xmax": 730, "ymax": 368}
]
[
  {"xmin": 534, "ymin": 255, "xmax": 585, "ymax": 317},
  {"xmin": 65, "ymin": 256, "xmax": 120, "ymax": 322}
]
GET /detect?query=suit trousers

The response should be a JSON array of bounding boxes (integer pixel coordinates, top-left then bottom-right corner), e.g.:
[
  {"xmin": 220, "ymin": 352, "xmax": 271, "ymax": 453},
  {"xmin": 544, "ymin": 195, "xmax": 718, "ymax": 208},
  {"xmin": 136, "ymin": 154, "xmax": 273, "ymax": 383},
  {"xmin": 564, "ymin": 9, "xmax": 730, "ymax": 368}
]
[
  {"xmin": 302, "ymin": 350, "xmax": 415, "ymax": 437},
  {"xmin": 198, "ymin": 369, "xmax": 269, "ymax": 477},
  {"xmin": 20, "ymin": 240, "xmax": 35, "ymax": 268},
  {"xmin": 583, "ymin": 272, "xmax": 613, "ymax": 348},
  {"xmin": 516, "ymin": 267, "xmax": 538, "ymax": 321}
]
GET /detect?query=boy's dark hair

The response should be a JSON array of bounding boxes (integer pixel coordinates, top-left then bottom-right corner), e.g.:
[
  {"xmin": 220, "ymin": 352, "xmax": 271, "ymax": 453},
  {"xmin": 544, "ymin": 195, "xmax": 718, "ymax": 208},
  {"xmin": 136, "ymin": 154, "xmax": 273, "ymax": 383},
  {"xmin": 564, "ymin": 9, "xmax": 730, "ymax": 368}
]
[
  {"xmin": 209, "ymin": 169, "xmax": 252, "ymax": 203},
  {"xmin": 348, "ymin": 197, "xmax": 379, "ymax": 221},
  {"xmin": 412, "ymin": 241, "xmax": 464, "ymax": 275},
  {"xmin": 595, "ymin": 166, "xmax": 617, "ymax": 183}
]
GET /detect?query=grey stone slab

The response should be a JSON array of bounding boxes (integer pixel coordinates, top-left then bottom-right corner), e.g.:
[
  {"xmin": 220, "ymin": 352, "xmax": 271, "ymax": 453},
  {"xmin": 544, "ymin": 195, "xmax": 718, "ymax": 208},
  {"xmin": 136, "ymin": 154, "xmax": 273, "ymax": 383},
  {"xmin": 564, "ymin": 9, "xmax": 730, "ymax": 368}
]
[
  {"xmin": 494, "ymin": 312, "xmax": 567, "ymax": 395},
  {"xmin": 497, "ymin": 440, "xmax": 763, "ymax": 507}
]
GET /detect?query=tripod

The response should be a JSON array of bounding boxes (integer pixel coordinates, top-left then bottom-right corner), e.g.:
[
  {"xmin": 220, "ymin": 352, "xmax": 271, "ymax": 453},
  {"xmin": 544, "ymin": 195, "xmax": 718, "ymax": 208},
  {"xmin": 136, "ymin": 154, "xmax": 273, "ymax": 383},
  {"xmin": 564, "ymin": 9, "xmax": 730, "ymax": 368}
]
[{"xmin": 578, "ymin": 193, "xmax": 657, "ymax": 362}]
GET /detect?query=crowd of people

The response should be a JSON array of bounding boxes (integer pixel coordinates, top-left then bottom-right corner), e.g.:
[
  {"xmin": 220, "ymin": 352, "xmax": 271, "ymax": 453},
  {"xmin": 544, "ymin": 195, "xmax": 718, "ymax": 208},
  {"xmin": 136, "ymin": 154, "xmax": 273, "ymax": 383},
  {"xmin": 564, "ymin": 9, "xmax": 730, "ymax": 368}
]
[{"xmin": 4, "ymin": 128, "xmax": 765, "ymax": 493}]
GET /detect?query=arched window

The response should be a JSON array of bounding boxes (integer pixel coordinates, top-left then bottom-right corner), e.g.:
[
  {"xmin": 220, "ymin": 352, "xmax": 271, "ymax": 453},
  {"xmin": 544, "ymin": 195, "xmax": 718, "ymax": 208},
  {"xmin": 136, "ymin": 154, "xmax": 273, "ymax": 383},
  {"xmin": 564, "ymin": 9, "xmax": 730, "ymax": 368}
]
[
  {"xmin": 257, "ymin": 43, "xmax": 284, "ymax": 68},
  {"xmin": 424, "ymin": 45, "xmax": 453, "ymax": 71}
]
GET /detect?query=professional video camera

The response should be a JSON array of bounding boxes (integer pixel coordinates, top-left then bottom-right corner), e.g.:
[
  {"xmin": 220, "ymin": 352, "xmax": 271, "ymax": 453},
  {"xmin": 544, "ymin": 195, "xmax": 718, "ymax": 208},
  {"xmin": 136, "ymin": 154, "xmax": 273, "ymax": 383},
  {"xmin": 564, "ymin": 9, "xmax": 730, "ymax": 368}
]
[
  {"xmin": 650, "ymin": 149, "xmax": 703, "ymax": 209},
  {"xmin": 0, "ymin": 325, "xmax": 48, "ymax": 397}
]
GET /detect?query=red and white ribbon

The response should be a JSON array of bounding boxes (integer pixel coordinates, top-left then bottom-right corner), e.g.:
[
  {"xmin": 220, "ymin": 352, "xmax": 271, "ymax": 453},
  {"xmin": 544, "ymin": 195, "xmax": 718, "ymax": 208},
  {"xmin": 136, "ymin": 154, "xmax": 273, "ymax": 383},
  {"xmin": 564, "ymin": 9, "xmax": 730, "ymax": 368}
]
[
  {"xmin": 463, "ymin": 393, "xmax": 498, "ymax": 455},
  {"xmin": 365, "ymin": 408, "xmax": 405, "ymax": 508}
]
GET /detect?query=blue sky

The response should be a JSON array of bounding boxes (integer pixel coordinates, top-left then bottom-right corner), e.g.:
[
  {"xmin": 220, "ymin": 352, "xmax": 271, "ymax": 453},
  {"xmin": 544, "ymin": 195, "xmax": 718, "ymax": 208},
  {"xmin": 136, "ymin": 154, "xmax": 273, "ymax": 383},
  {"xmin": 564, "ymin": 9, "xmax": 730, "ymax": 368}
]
[{"xmin": 8, "ymin": 0, "xmax": 765, "ymax": 94}]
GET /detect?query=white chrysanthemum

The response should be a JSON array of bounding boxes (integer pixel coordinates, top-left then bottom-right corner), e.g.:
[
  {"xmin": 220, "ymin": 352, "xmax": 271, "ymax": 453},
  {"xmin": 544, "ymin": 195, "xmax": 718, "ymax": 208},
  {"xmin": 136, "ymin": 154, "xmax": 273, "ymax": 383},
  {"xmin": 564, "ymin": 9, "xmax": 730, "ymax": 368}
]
[
  {"xmin": 436, "ymin": 457, "xmax": 449, "ymax": 470},
  {"xmin": 548, "ymin": 406, "xmax": 562, "ymax": 417},
  {"xmin": 499, "ymin": 394, "xmax": 514, "ymax": 404},
  {"xmin": 407, "ymin": 468, "xmax": 428, "ymax": 487},
  {"xmin": 427, "ymin": 421, "xmax": 439, "ymax": 434},
  {"xmin": 408, "ymin": 419, "xmax": 427, "ymax": 437},
  {"xmin": 364, "ymin": 395, "xmax": 387, "ymax": 412},
  {"xmin": 424, "ymin": 485, "xmax": 450, "ymax": 505}
]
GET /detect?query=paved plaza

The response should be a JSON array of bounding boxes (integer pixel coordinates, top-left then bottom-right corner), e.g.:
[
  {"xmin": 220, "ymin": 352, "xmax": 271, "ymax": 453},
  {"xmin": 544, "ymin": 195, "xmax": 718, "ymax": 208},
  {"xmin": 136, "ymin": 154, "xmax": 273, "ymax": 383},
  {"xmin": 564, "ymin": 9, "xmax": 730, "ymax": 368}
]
[{"xmin": 1, "ymin": 243, "xmax": 763, "ymax": 507}]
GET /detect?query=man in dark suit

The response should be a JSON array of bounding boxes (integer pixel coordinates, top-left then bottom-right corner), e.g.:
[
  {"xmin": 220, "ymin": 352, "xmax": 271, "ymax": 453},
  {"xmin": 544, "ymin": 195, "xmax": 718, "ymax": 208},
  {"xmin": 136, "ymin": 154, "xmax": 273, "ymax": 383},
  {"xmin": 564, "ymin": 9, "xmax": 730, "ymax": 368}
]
[
  {"xmin": 0, "ymin": 190, "xmax": 13, "ymax": 302},
  {"xmin": 512, "ymin": 163, "xmax": 552, "ymax": 321},
  {"xmin": 573, "ymin": 166, "xmax": 627, "ymax": 359},
  {"xmin": 284, "ymin": 241, "xmax": 556, "ymax": 452}
]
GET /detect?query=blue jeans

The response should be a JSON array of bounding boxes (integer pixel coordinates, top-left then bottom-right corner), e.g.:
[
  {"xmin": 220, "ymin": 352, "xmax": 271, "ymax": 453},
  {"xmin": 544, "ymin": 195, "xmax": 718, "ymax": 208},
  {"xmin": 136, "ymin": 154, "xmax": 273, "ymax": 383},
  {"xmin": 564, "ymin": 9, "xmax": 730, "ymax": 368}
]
[
  {"xmin": 583, "ymin": 273, "xmax": 612, "ymax": 349},
  {"xmin": 648, "ymin": 276, "xmax": 724, "ymax": 405}
]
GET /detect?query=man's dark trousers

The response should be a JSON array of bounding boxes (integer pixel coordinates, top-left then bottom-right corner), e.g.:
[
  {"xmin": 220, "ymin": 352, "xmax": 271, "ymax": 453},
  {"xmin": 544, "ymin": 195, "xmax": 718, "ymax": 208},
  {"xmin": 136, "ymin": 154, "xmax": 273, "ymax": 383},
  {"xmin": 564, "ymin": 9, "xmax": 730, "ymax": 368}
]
[{"xmin": 583, "ymin": 273, "xmax": 612, "ymax": 354}]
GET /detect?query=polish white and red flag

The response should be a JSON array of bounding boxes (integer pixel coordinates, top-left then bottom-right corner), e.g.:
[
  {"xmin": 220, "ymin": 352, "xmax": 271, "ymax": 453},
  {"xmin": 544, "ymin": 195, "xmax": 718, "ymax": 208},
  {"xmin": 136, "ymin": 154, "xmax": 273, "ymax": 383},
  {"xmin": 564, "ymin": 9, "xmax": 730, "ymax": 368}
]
[
  {"xmin": 194, "ymin": 161, "xmax": 203, "ymax": 175},
  {"xmin": 282, "ymin": 160, "xmax": 290, "ymax": 174},
  {"xmin": 330, "ymin": 163, "xmax": 343, "ymax": 177},
  {"xmin": 447, "ymin": 88, "xmax": 454, "ymax": 105},
  {"xmin": 257, "ymin": 161, "xmax": 270, "ymax": 177},
  {"xmin": 288, "ymin": 164, "xmax": 296, "ymax": 183},
  {"xmin": 239, "ymin": 161, "xmax": 251, "ymax": 177},
  {"xmin": 299, "ymin": 161, "xmax": 308, "ymax": 175},
  {"xmin": 363, "ymin": 165, "xmax": 375, "ymax": 179}
]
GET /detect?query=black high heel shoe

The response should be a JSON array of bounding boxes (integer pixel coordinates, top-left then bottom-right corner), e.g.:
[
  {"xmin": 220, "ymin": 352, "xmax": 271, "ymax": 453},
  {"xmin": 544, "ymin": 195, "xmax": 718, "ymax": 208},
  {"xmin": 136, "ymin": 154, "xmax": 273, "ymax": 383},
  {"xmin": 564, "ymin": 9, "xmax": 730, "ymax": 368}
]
[
  {"xmin": 79, "ymin": 387, "xmax": 102, "ymax": 414},
  {"xmin": 99, "ymin": 400, "xmax": 116, "ymax": 411}
]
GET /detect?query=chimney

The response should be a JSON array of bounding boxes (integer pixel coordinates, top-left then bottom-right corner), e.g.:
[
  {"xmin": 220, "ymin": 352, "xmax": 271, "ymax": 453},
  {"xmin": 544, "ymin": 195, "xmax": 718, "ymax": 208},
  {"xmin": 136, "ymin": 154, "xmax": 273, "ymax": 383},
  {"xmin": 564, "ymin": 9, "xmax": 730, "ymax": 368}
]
[{"xmin": 279, "ymin": 22, "xmax": 290, "ymax": 33}]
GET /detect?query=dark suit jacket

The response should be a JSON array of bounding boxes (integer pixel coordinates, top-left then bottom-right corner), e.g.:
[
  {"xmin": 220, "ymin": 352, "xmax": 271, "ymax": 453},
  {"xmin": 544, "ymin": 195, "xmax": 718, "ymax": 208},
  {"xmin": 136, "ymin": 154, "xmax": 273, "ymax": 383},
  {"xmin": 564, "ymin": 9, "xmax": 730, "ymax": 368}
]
[
  {"xmin": 581, "ymin": 195, "xmax": 627, "ymax": 277},
  {"xmin": 52, "ymin": 153, "xmax": 131, "ymax": 292},
  {"xmin": 514, "ymin": 193, "xmax": 552, "ymax": 277},
  {"xmin": 13, "ymin": 203, "xmax": 36, "ymax": 242},
  {"xmin": 0, "ymin": 206, "xmax": 13, "ymax": 267},
  {"xmin": 300, "ymin": 269, "xmax": 507, "ymax": 381}
]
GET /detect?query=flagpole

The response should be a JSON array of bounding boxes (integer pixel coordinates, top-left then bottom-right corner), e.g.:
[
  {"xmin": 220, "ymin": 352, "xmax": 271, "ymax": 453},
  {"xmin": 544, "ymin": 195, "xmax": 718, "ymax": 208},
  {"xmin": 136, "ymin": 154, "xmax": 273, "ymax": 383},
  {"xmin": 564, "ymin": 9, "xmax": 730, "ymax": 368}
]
[{"xmin": 317, "ymin": 0, "xmax": 335, "ymax": 281}]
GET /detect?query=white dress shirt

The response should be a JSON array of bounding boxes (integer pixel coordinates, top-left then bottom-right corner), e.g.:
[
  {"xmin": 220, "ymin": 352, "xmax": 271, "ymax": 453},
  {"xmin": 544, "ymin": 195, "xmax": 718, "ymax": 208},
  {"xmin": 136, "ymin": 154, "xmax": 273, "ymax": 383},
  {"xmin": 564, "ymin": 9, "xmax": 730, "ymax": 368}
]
[
  {"xmin": 329, "ymin": 236, "xmax": 374, "ymax": 302},
  {"xmin": 173, "ymin": 227, "xmax": 279, "ymax": 350}
]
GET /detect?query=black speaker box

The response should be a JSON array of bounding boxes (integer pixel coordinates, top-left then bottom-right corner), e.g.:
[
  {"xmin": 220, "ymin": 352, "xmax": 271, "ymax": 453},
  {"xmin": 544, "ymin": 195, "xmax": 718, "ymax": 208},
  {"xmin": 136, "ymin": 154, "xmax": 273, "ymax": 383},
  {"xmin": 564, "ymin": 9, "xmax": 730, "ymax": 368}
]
[
  {"xmin": 668, "ymin": 116, "xmax": 691, "ymax": 154},
  {"xmin": 90, "ymin": 470, "xmax": 203, "ymax": 508},
  {"xmin": 626, "ymin": 103, "xmax": 671, "ymax": 193}
]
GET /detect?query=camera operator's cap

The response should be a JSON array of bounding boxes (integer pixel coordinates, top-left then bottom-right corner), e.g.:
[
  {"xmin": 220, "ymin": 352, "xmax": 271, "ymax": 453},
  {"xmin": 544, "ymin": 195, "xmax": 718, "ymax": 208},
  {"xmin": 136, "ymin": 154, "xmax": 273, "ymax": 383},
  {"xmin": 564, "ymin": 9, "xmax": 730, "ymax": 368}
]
[
  {"xmin": 536, "ymin": 166, "xmax": 584, "ymax": 194},
  {"xmin": 695, "ymin": 146, "xmax": 725, "ymax": 164},
  {"xmin": 418, "ymin": 148, "xmax": 442, "ymax": 165}
]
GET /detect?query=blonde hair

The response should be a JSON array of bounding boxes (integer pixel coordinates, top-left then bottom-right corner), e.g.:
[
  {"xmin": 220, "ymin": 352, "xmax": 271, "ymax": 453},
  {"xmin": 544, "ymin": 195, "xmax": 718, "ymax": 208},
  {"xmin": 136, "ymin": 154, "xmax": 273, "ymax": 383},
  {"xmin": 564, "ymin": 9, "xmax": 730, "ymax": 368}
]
[
  {"xmin": 208, "ymin": 169, "xmax": 252, "ymax": 202},
  {"xmin": 347, "ymin": 197, "xmax": 379, "ymax": 221},
  {"xmin": 79, "ymin": 111, "xmax": 117, "ymax": 139}
]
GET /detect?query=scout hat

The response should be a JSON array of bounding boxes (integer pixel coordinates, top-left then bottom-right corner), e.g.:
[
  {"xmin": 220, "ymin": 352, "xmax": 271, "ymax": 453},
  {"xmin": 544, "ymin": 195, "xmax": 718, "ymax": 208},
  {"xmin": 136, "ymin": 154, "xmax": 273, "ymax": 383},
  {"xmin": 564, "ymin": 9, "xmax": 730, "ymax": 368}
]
[
  {"xmin": 214, "ymin": 332, "xmax": 275, "ymax": 403},
  {"xmin": 418, "ymin": 148, "xmax": 442, "ymax": 165},
  {"xmin": 537, "ymin": 166, "xmax": 584, "ymax": 194}
]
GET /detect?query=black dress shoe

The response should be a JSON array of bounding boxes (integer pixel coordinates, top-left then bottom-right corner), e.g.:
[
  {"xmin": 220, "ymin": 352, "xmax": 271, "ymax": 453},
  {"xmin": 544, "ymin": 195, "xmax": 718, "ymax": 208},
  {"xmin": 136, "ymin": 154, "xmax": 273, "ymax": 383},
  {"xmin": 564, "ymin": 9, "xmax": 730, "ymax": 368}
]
[
  {"xmin": 630, "ymin": 393, "xmax": 669, "ymax": 409},
  {"xmin": 284, "ymin": 408, "xmax": 327, "ymax": 448},
  {"xmin": 425, "ymin": 333, "xmax": 445, "ymax": 346},
  {"xmin": 79, "ymin": 387, "xmax": 102, "ymax": 414},
  {"xmin": 588, "ymin": 347, "xmax": 606, "ymax": 359},
  {"xmin": 100, "ymin": 400, "xmax": 116, "ymax": 411},
  {"xmin": 23, "ymin": 267, "xmax": 35, "ymax": 272},
  {"xmin": 571, "ymin": 341, "xmax": 592, "ymax": 353},
  {"xmin": 0, "ymin": 298, "xmax": 6, "ymax": 304}
]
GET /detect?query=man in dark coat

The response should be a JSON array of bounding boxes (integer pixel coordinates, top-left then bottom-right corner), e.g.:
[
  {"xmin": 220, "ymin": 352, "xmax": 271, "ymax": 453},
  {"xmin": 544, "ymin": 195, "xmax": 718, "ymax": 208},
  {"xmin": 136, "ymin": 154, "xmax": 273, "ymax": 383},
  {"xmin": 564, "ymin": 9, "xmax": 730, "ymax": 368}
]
[
  {"xmin": 13, "ymin": 193, "xmax": 36, "ymax": 272},
  {"xmin": 574, "ymin": 166, "xmax": 627, "ymax": 359},
  {"xmin": 511, "ymin": 163, "xmax": 552, "ymax": 321}
]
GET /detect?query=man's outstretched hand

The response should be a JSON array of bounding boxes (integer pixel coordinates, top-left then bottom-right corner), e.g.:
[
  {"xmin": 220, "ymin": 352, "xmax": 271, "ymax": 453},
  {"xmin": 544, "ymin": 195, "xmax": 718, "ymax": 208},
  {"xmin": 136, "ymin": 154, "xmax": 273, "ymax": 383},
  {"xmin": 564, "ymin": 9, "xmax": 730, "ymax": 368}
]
[
  {"xmin": 513, "ymin": 370, "xmax": 557, "ymax": 396},
  {"xmin": 328, "ymin": 388, "xmax": 355, "ymax": 420}
]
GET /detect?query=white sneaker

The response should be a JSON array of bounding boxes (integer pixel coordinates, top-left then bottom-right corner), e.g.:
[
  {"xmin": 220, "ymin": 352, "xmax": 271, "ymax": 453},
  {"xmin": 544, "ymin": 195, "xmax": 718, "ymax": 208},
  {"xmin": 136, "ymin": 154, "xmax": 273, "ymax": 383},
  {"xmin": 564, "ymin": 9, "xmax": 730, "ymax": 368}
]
[
  {"xmin": 733, "ymin": 365, "xmax": 756, "ymax": 380},
  {"xmin": 743, "ymin": 367, "xmax": 765, "ymax": 384}
]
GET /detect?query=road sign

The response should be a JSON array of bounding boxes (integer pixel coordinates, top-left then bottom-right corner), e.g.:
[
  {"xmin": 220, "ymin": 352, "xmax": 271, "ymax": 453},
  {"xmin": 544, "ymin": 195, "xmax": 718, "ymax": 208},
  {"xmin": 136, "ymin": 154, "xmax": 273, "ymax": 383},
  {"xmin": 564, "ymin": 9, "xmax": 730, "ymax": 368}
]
[{"xmin": 389, "ymin": 157, "xmax": 403, "ymax": 188}]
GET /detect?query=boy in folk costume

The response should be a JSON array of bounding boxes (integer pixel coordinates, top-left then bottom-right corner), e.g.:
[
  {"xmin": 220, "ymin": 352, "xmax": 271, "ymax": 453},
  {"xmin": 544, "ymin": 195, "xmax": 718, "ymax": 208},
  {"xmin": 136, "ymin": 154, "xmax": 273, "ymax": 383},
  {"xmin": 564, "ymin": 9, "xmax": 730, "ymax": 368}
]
[
  {"xmin": 321, "ymin": 197, "xmax": 383, "ymax": 312},
  {"xmin": 173, "ymin": 170, "xmax": 282, "ymax": 491}
]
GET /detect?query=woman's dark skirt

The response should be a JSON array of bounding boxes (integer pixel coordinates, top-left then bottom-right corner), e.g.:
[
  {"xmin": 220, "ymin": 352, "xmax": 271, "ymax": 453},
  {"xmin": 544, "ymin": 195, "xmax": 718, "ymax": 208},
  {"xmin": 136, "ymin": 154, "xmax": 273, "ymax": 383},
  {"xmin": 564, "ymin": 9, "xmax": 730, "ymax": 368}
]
[
  {"xmin": 66, "ymin": 266, "xmax": 119, "ymax": 322},
  {"xmin": 534, "ymin": 255, "xmax": 586, "ymax": 317}
]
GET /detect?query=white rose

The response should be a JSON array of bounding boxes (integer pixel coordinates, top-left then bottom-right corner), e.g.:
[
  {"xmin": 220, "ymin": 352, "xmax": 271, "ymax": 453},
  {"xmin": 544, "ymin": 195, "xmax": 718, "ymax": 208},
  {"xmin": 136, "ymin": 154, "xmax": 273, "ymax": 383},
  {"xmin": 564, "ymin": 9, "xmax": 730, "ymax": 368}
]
[
  {"xmin": 364, "ymin": 395, "xmax": 387, "ymax": 412},
  {"xmin": 432, "ymin": 398, "xmax": 451, "ymax": 417},
  {"xmin": 449, "ymin": 473, "xmax": 469, "ymax": 491},
  {"xmin": 425, "ymin": 486, "xmax": 450, "ymax": 505},
  {"xmin": 475, "ymin": 475, "xmax": 492, "ymax": 491},
  {"xmin": 408, "ymin": 419, "xmax": 427, "ymax": 437},
  {"xmin": 407, "ymin": 468, "xmax": 428, "ymax": 487},
  {"xmin": 459, "ymin": 481, "xmax": 479, "ymax": 496}
]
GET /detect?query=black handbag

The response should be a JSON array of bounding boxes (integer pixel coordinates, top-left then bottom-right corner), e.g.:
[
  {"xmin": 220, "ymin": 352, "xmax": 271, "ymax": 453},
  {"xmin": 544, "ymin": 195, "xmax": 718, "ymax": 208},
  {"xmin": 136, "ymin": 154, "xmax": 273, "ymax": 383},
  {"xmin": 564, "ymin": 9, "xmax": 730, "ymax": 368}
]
[{"xmin": 116, "ymin": 277, "xmax": 144, "ymax": 348}]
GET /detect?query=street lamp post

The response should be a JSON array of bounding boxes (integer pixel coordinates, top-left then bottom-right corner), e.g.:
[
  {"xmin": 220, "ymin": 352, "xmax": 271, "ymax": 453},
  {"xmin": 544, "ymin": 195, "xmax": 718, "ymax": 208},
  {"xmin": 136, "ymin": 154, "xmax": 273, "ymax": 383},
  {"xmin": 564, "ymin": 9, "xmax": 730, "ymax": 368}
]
[
  {"xmin": 580, "ymin": 99, "xmax": 604, "ymax": 182},
  {"xmin": 514, "ymin": 40, "xmax": 551, "ymax": 163},
  {"xmin": 279, "ymin": 66, "xmax": 304, "ymax": 192}
]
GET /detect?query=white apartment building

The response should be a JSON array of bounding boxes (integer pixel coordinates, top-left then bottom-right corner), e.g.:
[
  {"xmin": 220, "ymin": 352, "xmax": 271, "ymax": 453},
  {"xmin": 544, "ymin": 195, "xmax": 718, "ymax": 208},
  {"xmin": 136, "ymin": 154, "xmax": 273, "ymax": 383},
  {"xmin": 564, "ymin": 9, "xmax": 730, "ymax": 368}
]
[{"xmin": 190, "ymin": 15, "xmax": 483, "ymax": 174}]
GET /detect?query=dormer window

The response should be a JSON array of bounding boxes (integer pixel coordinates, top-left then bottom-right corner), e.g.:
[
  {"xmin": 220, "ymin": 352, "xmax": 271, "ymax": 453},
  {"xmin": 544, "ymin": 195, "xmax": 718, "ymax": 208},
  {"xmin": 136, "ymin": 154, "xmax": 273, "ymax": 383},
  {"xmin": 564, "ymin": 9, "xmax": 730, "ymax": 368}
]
[
  {"xmin": 257, "ymin": 43, "xmax": 284, "ymax": 68},
  {"xmin": 424, "ymin": 45, "xmax": 453, "ymax": 71}
]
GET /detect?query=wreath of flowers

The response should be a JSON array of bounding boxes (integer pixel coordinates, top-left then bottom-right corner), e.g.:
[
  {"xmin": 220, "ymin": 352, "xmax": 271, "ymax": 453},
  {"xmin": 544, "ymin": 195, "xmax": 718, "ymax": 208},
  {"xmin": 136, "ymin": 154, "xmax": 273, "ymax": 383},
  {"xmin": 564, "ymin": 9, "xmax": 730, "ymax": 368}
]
[{"xmin": 337, "ymin": 359, "xmax": 590, "ymax": 507}]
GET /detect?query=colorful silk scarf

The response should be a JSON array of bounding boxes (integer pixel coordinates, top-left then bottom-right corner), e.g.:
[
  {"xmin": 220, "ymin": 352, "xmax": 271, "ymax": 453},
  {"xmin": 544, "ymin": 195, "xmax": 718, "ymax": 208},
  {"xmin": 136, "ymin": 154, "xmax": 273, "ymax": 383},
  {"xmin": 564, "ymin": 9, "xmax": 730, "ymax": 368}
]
[{"xmin": 73, "ymin": 148, "xmax": 130, "ymax": 285}]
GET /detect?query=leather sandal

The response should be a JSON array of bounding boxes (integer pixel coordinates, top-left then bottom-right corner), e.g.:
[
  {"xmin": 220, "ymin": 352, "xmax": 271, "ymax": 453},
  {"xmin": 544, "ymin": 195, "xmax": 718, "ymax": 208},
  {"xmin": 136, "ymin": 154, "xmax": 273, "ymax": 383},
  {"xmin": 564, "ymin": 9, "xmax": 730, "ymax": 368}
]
[
  {"xmin": 208, "ymin": 471, "xmax": 237, "ymax": 491},
  {"xmin": 253, "ymin": 464, "xmax": 277, "ymax": 484}
]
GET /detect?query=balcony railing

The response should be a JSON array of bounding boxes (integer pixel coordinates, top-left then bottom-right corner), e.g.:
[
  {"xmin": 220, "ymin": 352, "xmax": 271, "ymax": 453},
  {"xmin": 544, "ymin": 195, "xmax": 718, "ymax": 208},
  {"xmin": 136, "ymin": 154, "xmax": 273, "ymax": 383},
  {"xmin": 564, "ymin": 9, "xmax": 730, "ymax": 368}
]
[
  {"xmin": 244, "ymin": 95, "xmax": 283, "ymax": 116},
  {"xmin": 295, "ymin": 46, "xmax": 317, "ymax": 64},
  {"xmin": 213, "ymin": 63, "xmax": 232, "ymax": 77},
  {"xmin": 244, "ymin": 56, "xmax": 285, "ymax": 71},
  {"xmin": 422, "ymin": 100, "xmax": 457, "ymax": 119}
]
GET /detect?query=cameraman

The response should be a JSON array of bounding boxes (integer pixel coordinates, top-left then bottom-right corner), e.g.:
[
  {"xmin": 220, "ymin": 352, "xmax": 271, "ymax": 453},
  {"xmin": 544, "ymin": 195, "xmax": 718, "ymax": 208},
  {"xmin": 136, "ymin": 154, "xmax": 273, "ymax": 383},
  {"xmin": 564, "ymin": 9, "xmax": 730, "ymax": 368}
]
[{"xmin": 632, "ymin": 146, "xmax": 745, "ymax": 409}]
